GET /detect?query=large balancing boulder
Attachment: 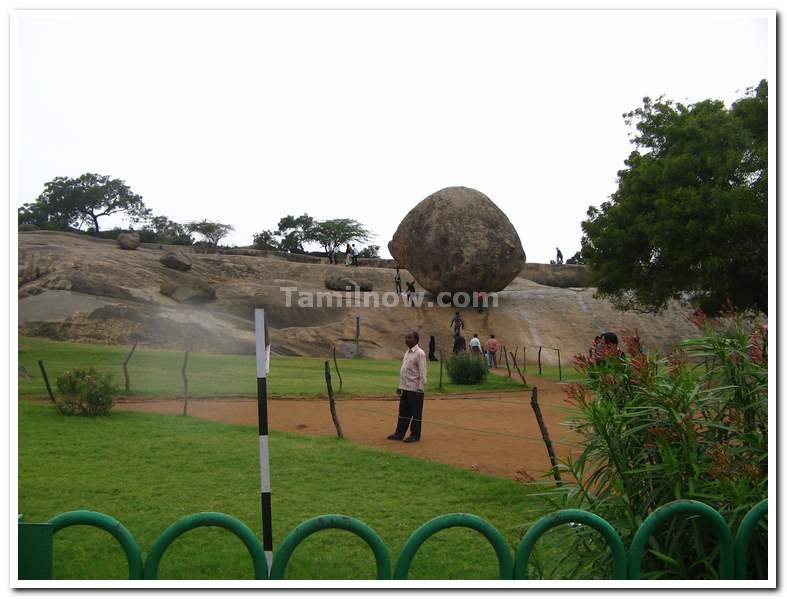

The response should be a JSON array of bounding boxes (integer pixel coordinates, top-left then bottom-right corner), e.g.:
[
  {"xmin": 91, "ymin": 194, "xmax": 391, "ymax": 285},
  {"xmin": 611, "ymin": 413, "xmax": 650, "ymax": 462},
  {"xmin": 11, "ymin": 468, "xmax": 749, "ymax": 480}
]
[{"xmin": 388, "ymin": 186, "xmax": 526, "ymax": 294}]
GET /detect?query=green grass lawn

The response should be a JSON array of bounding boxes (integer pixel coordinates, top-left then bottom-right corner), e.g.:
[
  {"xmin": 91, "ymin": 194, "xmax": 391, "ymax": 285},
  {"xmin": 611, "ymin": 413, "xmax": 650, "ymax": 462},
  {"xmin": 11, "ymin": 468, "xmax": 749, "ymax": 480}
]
[
  {"xmin": 18, "ymin": 336, "xmax": 538, "ymax": 398},
  {"xmin": 18, "ymin": 400, "xmax": 574, "ymax": 580}
]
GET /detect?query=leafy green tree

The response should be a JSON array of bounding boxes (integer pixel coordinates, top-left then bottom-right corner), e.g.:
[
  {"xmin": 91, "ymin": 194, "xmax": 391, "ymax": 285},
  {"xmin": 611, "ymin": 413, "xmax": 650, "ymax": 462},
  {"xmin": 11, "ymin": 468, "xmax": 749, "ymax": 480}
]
[
  {"xmin": 252, "ymin": 230, "xmax": 280, "ymax": 250},
  {"xmin": 186, "ymin": 220, "xmax": 235, "ymax": 246},
  {"xmin": 311, "ymin": 219, "xmax": 371, "ymax": 264},
  {"xmin": 140, "ymin": 215, "xmax": 194, "ymax": 245},
  {"xmin": 581, "ymin": 80, "xmax": 768, "ymax": 315},
  {"xmin": 275, "ymin": 214, "xmax": 315, "ymax": 253},
  {"xmin": 19, "ymin": 173, "xmax": 150, "ymax": 234}
]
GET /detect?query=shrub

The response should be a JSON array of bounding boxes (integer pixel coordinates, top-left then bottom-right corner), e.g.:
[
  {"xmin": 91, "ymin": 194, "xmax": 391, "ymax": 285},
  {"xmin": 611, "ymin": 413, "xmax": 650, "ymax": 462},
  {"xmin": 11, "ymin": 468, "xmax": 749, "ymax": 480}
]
[
  {"xmin": 542, "ymin": 309, "xmax": 767, "ymax": 579},
  {"xmin": 55, "ymin": 368, "xmax": 117, "ymax": 416},
  {"xmin": 446, "ymin": 352, "xmax": 488, "ymax": 384}
]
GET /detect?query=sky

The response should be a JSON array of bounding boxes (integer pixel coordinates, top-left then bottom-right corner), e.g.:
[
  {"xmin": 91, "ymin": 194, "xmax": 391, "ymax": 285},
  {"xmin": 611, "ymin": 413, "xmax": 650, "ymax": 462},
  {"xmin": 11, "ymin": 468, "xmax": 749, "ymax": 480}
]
[{"xmin": 13, "ymin": 9, "xmax": 771, "ymax": 262}]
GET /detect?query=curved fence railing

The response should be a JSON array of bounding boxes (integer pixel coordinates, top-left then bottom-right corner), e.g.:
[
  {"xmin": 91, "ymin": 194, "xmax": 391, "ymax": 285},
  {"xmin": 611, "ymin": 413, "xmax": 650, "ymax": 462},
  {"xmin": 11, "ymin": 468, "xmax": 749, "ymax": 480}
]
[{"xmin": 18, "ymin": 499, "xmax": 767, "ymax": 581}]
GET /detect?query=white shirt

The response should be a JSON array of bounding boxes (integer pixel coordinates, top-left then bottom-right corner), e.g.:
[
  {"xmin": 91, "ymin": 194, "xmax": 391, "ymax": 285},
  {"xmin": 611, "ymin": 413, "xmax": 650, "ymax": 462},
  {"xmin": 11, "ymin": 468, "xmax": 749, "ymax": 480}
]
[
  {"xmin": 399, "ymin": 345, "xmax": 427, "ymax": 392},
  {"xmin": 470, "ymin": 337, "xmax": 482, "ymax": 349}
]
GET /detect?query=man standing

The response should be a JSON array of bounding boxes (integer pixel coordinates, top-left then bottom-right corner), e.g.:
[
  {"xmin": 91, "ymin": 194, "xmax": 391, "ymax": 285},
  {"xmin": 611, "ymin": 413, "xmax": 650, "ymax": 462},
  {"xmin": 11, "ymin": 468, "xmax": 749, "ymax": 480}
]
[
  {"xmin": 486, "ymin": 334, "xmax": 499, "ymax": 368},
  {"xmin": 469, "ymin": 333, "xmax": 482, "ymax": 355},
  {"xmin": 394, "ymin": 268, "xmax": 402, "ymax": 294},
  {"xmin": 388, "ymin": 331, "xmax": 427, "ymax": 443},
  {"xmin": 351, "ymin": 244, "xmax": 359, "ymax": 266},
  {"xmin": 556, "ymin": 248, "xmax": 564, "ymax": 264}
]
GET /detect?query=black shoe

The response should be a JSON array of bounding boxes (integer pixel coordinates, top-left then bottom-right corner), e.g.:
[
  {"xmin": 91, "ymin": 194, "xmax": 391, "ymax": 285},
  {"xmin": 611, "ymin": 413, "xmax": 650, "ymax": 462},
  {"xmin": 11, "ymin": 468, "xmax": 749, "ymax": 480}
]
[
  {"xmin": 387, "ymin": 434, "xmax": 404, "ymax": 441},
  {"xmin": 404, "ymin": 436, "xmax": 420, "ymax": 443}
]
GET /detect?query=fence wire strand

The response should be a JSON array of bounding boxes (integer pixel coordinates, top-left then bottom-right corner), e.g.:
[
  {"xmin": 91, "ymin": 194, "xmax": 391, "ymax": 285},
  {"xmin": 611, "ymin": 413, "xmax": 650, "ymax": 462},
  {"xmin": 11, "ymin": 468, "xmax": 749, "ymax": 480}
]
[{"xmin": 338, "ymin": 402, "xmax": 578, "ymax": 448}]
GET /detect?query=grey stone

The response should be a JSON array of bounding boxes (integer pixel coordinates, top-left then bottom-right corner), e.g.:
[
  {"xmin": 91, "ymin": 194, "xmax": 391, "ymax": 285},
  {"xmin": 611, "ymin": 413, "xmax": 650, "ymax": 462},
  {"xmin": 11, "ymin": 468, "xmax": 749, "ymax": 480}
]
[
  {"xmin": 388, "ymin": 186, "xmax": 526, "ymax": 294},
  {"xmin": 159, "ymin": 250, "xmax": 192, "ymax": 271}
]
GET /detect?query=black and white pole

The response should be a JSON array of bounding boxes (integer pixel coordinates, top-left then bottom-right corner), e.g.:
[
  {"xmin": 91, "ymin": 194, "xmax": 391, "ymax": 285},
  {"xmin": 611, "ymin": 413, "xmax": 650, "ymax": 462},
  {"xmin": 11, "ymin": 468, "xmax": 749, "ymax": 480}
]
[{"xmin": 254, "ymin": 309, "xmax": 273, "ymax": 572}]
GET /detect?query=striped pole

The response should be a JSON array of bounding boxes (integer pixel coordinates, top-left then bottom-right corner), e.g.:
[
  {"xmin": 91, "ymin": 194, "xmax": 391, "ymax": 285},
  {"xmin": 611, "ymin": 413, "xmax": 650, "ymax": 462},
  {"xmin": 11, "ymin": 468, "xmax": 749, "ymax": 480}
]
[{"xmin": 254, "ymin": 309, "xmax": 273, "ymax": 572}]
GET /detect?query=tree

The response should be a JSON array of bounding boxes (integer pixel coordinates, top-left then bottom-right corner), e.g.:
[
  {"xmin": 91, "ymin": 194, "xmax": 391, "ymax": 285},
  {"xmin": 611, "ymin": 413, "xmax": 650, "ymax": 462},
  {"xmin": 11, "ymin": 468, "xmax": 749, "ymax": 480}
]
[
  {"xmin": 186, "ymin": 220, "xmax": 235, "ymax": 246},
  {"xmin": 581, "ymin": 80, "xmax": 767, "ymax": 315},
  {"xmin": 357, "ymin": 245, "xmax": 381, "ymax": 259},
  {"xmin": 311, "ymin": 219, "xmax": 372, "ymax": 264},
  {"xmin": 252, "ymin": 230, "xmax": 280, "ymax": 250},
  {"xmin": 19, "ymin": 173, "xmax": 150, "ymax": 234},
  {"xmin": 275, "ymin": 214, "xmax": 315, "ymax": 253},
  {"xmin": 140, "ymin": 215, "xmax": 194, "ymax": 245}
]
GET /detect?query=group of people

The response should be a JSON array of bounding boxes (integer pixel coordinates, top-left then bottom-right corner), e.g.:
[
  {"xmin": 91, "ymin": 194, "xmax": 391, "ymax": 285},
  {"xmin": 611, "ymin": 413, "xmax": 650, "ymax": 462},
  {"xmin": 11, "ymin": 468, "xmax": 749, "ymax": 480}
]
[
  {"xmin": 589, "ymin": 332, "xmax": 626, "ymax": 361},
  {"xmin": 344, "ymin": 243, "xmax": 359, "ymax": 267},
  {"xmin": 449, "ymin": 312, "xmax": 500, "ymax": 367},
  {"xmin": 394, "ymin": 267, "xmax": 418, "ymax": 306}
]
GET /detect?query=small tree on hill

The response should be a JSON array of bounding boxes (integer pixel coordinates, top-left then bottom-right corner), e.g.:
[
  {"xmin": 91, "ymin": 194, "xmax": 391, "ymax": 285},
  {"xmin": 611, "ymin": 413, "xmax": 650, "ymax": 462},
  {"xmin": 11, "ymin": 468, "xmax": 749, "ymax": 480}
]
[
  {"xmin": 186, "ymin": 220, "xmax": 235, "ymax": 246},
  {"xmin": 311, "ymin": 219, "xmax": 372, "ymax": 264},
  {"xmin": 275, "ymin": 214, "xmax": 315, "ymax": 253},
  {"xmin": 357, "ymin": 245, "xmax": 381, "ymax": 259},
  {"xmin": 141, "ymin": 215, "xmax": 194, "ymax": 245},
  {"xmin": 252, "ymin": 230, "xmax": 280, "ymax": 250},
  {"xmin": 19, "ymin": 173, "xmax": 150, "ymax": 234}
]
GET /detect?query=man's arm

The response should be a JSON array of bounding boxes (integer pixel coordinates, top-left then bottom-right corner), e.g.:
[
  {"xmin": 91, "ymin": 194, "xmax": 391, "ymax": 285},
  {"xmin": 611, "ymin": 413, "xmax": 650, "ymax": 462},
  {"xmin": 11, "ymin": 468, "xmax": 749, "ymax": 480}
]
[{"xmin": 418, "ymin": 350, "xmax": 427, "ymax": 392}]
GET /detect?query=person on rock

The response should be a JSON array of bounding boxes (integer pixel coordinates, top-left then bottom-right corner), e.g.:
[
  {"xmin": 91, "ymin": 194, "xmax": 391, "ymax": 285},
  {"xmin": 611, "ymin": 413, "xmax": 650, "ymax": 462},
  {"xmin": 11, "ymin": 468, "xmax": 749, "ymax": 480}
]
[{"xmin": 449, "ymin": 311, "xmax": 464, "ymax": 335}]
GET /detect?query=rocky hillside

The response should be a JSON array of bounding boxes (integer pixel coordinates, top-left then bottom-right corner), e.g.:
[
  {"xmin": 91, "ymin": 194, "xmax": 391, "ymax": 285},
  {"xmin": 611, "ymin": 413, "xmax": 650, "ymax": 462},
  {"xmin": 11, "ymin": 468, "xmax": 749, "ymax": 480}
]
[{"xmin": 18, "ymin": 231, "xmax": 699, "ymax": 361}]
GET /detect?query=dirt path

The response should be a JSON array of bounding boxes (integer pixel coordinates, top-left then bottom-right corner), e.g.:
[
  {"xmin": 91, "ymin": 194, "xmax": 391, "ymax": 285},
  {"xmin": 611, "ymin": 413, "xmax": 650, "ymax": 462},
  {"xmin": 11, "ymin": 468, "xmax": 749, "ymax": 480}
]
[{"xmin": 116, "ymin": 376, "xmax": 581, "ymax": 480}]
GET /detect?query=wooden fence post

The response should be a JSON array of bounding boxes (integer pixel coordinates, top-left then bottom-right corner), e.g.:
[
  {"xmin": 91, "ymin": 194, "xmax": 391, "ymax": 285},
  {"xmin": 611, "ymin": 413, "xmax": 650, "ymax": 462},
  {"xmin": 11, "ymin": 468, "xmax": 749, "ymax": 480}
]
[
  {"xmin": 355, "ymin": 316, "xmax": 360, "ymax": 357},
  {"xmin": 523, "ymin": 347, "xmax": 527, "ymax": 373},
  {"xmin": 181, "ymin": 351, "xmax": 190, "ymax": 416},
  {"xmin": 556, "ymin": 348, "xmax": 562, "ymax": 381},
  {"xmin": 510, "ymin": 351, "xmax": 528, "ymax": 387},
  {"xmin": 37, "ymin": 360, "xmax": 56, "ymax": 403},
  {"xmin": 324, "ymin": 361, "xmax": 344, "ymax": 438},
  {"xmin": 438, "ymin": 351, "xmax": 444, "ymax": 389},
  {"xmin": 332, "ymin": 346, "xmax": 343, "ymax": 392},
  {"xmin": 537, "ymin": 346, "xmax": 543, "ymax": 376},
  {"xmin": 503, "ymin": 345, "xmax": 512, "ymax": 378},
  {"xmin": 530, "ymin": 387, "xmax": 561, "ymax": 485},
  {"xmin": 123, "ymin": 341, "xmax": 138, "ymax": 393}
]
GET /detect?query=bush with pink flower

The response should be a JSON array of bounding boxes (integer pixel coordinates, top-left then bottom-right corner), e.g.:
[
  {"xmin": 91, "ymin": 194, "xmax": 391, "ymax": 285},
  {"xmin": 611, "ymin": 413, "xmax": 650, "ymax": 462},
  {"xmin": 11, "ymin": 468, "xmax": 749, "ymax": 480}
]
[{"xmin": 546, "ymin": 309, "xmax": 767, "ymax": 579}]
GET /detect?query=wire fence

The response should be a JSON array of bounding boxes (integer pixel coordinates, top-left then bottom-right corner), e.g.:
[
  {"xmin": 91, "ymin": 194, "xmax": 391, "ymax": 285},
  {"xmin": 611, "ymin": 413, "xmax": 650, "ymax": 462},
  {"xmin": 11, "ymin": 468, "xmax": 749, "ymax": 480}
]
[{"xmin": 339, "ymin": 401, "xmax": 578, "ymax": 449}]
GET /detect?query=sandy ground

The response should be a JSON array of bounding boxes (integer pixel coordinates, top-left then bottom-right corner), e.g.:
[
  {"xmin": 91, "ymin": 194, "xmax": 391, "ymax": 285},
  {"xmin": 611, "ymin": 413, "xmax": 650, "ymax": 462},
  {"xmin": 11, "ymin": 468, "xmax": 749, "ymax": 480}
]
[{"xmin": 115, "ymin": 375, "xmax": 581, "ymax": 480}]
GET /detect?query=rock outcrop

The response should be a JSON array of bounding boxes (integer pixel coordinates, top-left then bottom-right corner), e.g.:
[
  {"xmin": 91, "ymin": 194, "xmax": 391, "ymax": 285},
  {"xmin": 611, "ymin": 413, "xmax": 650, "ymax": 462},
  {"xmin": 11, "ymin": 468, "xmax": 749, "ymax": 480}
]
[
  {"xmin": 159, "ymin": 250, "xmax": 192, "ymax": 271},
  {"xmin": 18, "ymin": 231, "xmax": 702, "ymax": 359},
  {"xmin": 324, "ymin": 273, "xmax": 374, "ymax": 292},
  {"xmin": 388, "ymin": 186, "xmax": 526, "ymax": 294},
  {"xmin": 160, "ymin": 273, "xmax": 216, "ymax": 304}
]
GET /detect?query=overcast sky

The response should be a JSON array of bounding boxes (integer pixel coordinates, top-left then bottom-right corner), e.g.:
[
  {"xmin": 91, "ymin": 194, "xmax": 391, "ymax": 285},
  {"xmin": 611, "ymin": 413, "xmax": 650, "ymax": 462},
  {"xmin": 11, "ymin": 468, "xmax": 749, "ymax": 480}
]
[{"xmin": 13, "ymin": 10, "xmax": 770, "ymax": 262}]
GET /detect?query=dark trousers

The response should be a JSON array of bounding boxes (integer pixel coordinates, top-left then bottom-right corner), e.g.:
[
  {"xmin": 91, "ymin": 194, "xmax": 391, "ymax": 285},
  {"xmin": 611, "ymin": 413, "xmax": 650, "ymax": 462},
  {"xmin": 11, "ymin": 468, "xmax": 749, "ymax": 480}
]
[
  {"xmin": 394, "ymin": 390, "xmax": 424, "ymax": 439},
  {"xmin": 395, "ymin": 281, "xmax": 402, "ymax": 293}
]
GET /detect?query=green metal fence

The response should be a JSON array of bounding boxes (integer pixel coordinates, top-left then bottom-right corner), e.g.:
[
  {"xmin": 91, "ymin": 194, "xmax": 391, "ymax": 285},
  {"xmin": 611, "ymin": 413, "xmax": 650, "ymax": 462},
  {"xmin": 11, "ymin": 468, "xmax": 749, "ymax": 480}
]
[{"xmin": 18, "ymin": 498, "xmax": 767, "ymax": 581}]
